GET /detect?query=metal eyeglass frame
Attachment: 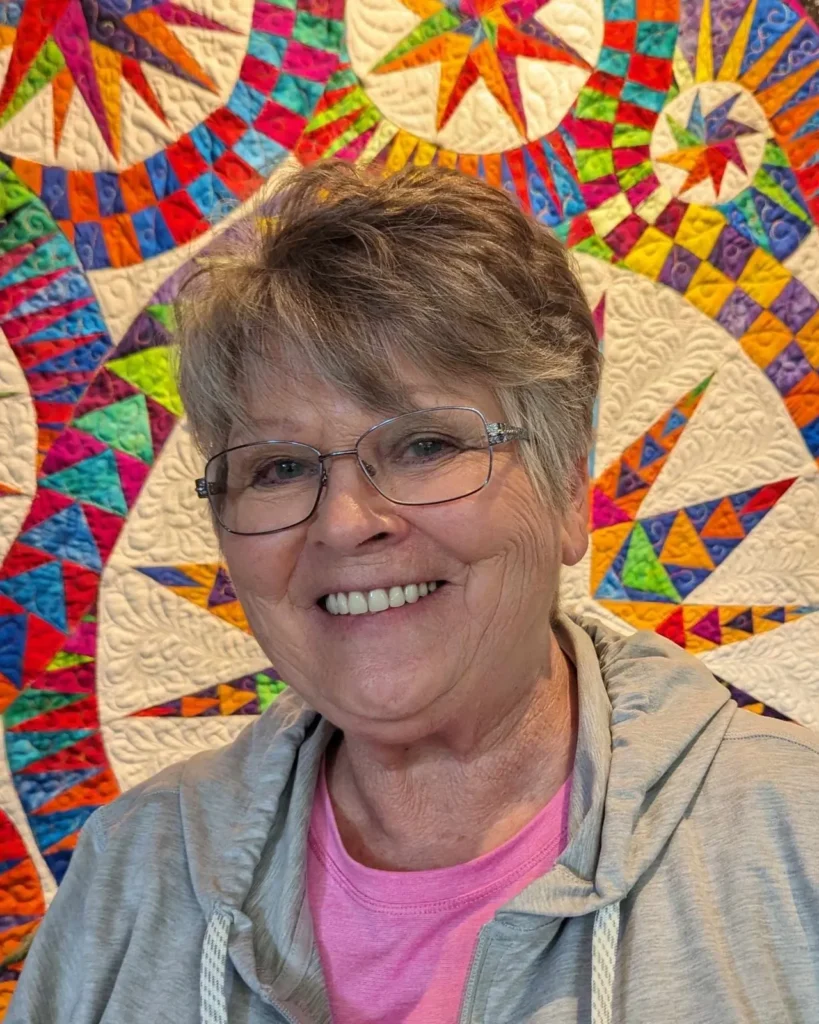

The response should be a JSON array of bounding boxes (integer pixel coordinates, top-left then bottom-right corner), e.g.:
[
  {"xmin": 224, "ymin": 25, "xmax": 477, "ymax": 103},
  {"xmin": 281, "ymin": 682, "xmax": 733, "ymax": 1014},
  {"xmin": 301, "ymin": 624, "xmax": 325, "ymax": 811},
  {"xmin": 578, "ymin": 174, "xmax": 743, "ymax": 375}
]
[{"xmin": 194, "ymin": 405, "xmax": 530, "ymax": 536}]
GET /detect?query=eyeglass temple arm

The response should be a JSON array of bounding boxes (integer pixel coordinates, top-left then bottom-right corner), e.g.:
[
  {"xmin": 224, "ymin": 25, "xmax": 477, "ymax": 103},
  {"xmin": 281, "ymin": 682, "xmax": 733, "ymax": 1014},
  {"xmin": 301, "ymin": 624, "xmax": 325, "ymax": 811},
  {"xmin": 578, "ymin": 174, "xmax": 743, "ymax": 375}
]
[
  {"xmin": 486, "ymin": 423, "xmax": 530, "ymax": 446},
  {"xmin": 196, "ymin": 478, "xmax": 227, "ymax": 498}
]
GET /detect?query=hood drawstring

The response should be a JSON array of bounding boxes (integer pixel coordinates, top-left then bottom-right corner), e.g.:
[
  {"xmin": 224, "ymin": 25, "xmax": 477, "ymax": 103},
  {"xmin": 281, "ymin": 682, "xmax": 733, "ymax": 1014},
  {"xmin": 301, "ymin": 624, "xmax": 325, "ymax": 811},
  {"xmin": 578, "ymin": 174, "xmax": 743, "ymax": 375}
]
[
  {"xmin": 201, "ymin": 906, "xmax": 232, "ymax": 1024},
  {"xmin": 200, "ymin": 900, "xmax": 622, "ymax": 1024},
  {"xmin": 591, "ymin": 901, "xmax": 621, "ymax": 1024}
]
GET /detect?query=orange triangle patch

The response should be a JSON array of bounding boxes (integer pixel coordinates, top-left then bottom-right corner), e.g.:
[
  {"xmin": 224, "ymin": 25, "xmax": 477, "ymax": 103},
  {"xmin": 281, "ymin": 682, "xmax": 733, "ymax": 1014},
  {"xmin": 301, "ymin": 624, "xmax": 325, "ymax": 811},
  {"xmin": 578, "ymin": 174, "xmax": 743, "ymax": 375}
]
[
  {"xmin": 591, "ymin": 522, "xmax": 633, "ymax": 593},
  {"xmin": 36, "ymin": 768, "xmax": 119, "ymax": 816},
  {"xmin": 210, "ymin": 602, "xmax": 252, "ymax": 633},
  {"xmin": 0, "ymin": 861, "xmax": 45, "ymax": 918},
  {"xmin": 42, "ymin": 832, "xmax": 80, "ymax": 858},
  {"xmin": 0, "ymin": 677, "xmax": 19, "ymax": 715},
  {"xmin": 217, "ymin": 685, "xmax": 255, "ymax": 716},
  {"xmin": 660, "ymin": 511, "xmax": 715, "ymax": 569},
  {"xmin": 181, "ymin": 695, "xmax": 219, "ymax": 717},
  {"xmin": 700, "ymin": 497, "xmax": 745, "ymax": 540}
]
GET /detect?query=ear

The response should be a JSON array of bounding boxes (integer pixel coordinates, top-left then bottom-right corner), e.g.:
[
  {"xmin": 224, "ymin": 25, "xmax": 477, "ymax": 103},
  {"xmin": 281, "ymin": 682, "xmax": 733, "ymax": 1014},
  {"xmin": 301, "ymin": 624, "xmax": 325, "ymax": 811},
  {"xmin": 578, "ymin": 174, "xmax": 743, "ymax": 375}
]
[{"xmin": 560, "ymin": 459, "xmax": 590, "ymax": 568}]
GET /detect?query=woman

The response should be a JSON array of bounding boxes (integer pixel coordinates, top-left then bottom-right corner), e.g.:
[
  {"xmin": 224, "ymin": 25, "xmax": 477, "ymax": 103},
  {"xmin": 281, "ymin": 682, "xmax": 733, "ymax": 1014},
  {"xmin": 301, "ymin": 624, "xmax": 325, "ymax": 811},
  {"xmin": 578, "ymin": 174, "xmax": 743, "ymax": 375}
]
[{"xmin": 9, "ymin": 162, "xmax": 819, "ymax": 1024}]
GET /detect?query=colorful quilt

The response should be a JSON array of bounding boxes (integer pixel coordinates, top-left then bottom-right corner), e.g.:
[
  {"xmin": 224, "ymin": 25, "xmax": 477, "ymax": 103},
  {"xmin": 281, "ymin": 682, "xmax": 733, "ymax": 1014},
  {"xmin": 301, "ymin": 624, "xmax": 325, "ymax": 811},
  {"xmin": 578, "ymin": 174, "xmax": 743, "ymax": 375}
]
[{"xmin": 0, "ymin": 0, "xmax": 817, "ymax": 1009}]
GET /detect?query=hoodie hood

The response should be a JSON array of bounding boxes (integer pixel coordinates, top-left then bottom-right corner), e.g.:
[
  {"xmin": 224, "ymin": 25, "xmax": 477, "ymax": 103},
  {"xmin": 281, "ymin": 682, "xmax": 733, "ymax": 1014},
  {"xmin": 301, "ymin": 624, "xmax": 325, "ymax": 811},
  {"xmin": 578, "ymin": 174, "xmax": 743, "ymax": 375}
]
[{"xmin": 180, "ymin": 613, "xmax": 736, "ymax": 1020}]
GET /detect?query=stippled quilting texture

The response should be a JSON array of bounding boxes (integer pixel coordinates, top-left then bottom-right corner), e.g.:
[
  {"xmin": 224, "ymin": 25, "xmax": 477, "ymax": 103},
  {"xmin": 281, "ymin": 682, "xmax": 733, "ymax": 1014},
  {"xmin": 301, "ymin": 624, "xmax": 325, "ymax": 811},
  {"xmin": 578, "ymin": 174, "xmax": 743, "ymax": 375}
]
[{"xmin": 0, "ymin": 0, "xmax": 817, "ymax": 1012}]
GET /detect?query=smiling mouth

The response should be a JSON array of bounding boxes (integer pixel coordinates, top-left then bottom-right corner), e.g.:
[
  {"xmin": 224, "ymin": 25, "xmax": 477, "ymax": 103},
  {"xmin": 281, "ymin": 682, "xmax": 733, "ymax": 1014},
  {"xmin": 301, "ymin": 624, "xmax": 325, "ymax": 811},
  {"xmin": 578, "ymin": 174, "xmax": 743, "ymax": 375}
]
[{"xmin": 318, "ymin": 581, "xmax": 448, "ymax": 616}]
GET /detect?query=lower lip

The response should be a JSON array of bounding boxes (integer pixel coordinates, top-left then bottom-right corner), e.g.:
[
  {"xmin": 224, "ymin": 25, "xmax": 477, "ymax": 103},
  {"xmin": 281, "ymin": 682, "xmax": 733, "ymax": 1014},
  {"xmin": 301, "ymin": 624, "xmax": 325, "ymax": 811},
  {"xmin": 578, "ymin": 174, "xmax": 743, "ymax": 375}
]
[{"xmin": 318, "ymin": 584, "xmax": 447, "ymax": 625}]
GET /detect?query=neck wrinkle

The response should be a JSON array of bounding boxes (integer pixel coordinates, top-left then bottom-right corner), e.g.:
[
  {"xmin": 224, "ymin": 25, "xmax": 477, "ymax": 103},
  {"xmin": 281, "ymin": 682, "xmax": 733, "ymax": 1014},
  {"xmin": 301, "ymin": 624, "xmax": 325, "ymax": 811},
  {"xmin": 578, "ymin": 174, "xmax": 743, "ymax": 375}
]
[{"xmin": 327, "ymin": 632, "xmax": 578, "ymax": 871}]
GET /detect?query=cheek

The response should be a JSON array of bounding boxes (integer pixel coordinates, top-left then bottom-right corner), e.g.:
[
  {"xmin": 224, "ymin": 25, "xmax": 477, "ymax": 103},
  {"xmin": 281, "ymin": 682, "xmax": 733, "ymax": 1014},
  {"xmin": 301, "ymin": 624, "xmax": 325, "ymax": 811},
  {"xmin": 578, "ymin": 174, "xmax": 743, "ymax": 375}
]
[
  {"xmin": 420, "ymin": 466, "xmax": 557, "ymax": 578},
  {"xmin": 221, "ymin": 533, "xmax": 301, "ymax": 607}
]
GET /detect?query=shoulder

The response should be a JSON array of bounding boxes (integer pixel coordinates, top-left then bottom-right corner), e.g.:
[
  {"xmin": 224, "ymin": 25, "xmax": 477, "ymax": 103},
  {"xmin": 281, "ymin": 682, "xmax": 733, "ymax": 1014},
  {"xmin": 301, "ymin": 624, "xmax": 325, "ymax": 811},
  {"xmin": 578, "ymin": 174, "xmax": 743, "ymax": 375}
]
[
  {"xmin": 718, "ymin": 705, "xmax": 819, "ymax": 783},
  {"xmin": 93, "ymin": 690, "xmax": 319, "ymax": 849},
  {"xmin": 698, "ymin": 707, "xmax": 819, "ymax": 855},
  {"xmin": 90, "ymin": 760, "xmax": 186, "ymax": 850}
]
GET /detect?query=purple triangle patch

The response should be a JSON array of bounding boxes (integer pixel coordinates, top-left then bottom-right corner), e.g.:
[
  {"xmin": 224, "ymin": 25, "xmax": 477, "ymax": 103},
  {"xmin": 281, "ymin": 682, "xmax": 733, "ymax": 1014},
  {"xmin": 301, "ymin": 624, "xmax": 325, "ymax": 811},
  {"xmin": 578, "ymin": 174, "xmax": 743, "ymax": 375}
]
[{"xmin": 208, "ymin": 567, "xmax": 237, "ymax": 607}]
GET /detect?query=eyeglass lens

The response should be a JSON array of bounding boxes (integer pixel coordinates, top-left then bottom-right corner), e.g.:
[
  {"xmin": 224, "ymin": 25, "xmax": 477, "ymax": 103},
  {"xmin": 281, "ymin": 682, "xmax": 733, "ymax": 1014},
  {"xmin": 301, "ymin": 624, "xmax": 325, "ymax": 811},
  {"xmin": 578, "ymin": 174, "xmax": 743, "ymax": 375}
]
[{"xmin": 206, "ymin": 408, "xmax": 491, "ymax": 535}]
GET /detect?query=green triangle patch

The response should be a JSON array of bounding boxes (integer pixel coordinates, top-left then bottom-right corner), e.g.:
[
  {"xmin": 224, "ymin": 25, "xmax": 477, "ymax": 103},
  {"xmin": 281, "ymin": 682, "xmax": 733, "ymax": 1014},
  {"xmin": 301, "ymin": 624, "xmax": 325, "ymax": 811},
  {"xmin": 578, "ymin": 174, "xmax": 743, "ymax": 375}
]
[
  {"xmin": 4, "ymin": 689, "xmax": 87, "ymax": 729},
  {"xmin": 621, "ymin": 522, "xmax": 681, "ymax": 601},
  {"xmin": 75, "ymin": 394, "xmax": 154, "ymax": 464},
  {"xmin": 146, "ymin": 304, "xmax": 177, "ymax": 332},
  {"xmin": 46, "ymin": 650, "xmax": 94, "ymax": 670},
  {"xmin": 106, "ymin": 346, "xmax": 183, "ymax": 417},
  {"xmin": 0, "ymin": 39, "xmax": 66, "ymax": 130},
  {"xmin": 730, "ymin": 188, "xmax": 770, "ymax": 250},
  {"xmin": 666, "ymin": 114, "xmax": 701, "ymax": 149},
  {"xmin": 753, "ymin": 167, "xmax": 811, "ymax": 225},
  {"xmin": 256, "ymin": 673, "xmax": 287, "ymax": 712},
  {"xmin": 40, "ymin": 449, "xmax": 127, "ymax": 516}
]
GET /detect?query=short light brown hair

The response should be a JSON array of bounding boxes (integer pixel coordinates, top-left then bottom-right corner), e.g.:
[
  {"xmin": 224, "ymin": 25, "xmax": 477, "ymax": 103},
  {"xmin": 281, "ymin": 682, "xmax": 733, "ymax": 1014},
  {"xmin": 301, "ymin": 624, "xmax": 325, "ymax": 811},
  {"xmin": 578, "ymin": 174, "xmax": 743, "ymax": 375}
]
[{"xmin": 175, "ymin": 160, "xmax": 600, "ymax": 510}]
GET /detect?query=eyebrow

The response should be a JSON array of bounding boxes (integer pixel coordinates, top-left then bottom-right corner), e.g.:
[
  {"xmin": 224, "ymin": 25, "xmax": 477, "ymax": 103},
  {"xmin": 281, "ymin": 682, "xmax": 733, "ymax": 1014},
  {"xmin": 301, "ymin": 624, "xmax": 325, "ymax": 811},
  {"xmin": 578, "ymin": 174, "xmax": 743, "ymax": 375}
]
[
  {"xmin": 232, "ymin": 416, "xmax": 305, "ymax": 441},
  {"xmin": 232, "ymin": 399, "xmax": 451, "ymax": 444}
]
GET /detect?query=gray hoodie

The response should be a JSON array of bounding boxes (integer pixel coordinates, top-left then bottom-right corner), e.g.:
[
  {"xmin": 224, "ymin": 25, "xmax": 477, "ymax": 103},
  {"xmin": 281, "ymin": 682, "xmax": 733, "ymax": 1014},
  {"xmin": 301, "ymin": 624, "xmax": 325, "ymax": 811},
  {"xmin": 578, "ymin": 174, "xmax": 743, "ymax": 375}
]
[{"xmin": 7, "ymin": 615, "xmax": 819, "ymax": 1024}]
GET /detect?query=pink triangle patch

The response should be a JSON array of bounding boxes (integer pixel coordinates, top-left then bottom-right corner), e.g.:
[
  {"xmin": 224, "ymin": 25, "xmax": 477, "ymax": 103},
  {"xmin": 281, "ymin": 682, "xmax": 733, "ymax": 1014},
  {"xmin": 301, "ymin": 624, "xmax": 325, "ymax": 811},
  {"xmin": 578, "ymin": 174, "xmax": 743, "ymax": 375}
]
[
  {"xmin": 113, "ymin": 450, "xmax": 150, "ymax": 509},
  {"xmin": 591, "ymin": 486, "xmax": 632, "ymax": 530},
  {"xmin": 690, "ymin": 607, "xmax": 722, "ymax": 644}
]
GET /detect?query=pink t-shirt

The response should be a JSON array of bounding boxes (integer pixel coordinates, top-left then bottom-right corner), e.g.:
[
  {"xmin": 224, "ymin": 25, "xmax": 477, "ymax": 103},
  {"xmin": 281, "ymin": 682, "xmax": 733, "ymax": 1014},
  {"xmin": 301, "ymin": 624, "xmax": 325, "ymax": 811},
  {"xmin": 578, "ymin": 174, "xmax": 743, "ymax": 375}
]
[{"xmin": 307, "ymin": 763, "xmax": 571, "ymax": 1024}]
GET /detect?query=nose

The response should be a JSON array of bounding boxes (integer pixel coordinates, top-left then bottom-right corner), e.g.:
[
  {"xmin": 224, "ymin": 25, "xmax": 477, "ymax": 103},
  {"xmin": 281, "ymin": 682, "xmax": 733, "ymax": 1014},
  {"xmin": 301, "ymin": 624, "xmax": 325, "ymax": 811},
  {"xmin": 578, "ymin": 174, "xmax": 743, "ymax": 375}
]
[{"xmin": 307, "ymin": 453, "xmax": 406, "ymax": 551}]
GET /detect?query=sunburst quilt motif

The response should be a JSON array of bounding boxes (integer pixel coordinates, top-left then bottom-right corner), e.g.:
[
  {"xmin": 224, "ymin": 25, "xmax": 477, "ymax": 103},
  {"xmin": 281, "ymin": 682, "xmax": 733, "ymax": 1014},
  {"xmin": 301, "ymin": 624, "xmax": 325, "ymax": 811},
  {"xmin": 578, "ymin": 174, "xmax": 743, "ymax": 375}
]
[
  {"xmin": 371, "ymin": 0, "xmax": 591, "ymax": 135},
  {"xmin": 0, "ymin": 0, "xmax": 236, "ymax": 159},
  {"xmin": 657, "ymin": 92, "xmax": 757, "ymax": 197}
]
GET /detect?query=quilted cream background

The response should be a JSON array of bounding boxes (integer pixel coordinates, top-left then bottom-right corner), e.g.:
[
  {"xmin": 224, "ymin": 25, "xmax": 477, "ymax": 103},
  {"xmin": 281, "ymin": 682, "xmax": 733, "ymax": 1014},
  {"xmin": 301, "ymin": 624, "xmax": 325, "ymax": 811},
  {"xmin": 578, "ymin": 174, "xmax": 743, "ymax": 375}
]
[{"xmin": 0, "ymin": 0, "xmax": 818, "ymax": 1008}]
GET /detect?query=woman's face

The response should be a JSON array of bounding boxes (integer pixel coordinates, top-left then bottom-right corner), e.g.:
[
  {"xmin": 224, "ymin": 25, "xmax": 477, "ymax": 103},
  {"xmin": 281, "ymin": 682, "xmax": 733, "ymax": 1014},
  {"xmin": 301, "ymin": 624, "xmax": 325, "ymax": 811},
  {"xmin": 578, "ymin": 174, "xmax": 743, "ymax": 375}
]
[{"xmin": 220, "ymin": 373, "xmax": 589, "ymax": 744}]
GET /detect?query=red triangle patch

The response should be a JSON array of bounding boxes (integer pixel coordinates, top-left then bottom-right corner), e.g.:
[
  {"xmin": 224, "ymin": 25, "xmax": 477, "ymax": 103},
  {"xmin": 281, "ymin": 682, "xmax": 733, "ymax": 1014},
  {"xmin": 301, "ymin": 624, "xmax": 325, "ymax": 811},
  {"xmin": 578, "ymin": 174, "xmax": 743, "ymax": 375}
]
[
  {"xmin": 81, "ymin": 504, "xmax": 124, "ymax": 563},
  {"xmin": 8, "ymin": 695, "xmax": 99, "ymax": 734},
  {"xmin": 17, "ymin": 731, "xmax": 107, "ymax": 773},
  {"xmin": 738, "ymin": 478, "xmax": 795, "ymax": 515},
  {"xmin": 656, "ymin": 607, "xmax": 686, "ymax": 648},
  {"xmin": 23, "ymin": 614, "xmax": 66, "ymax": 682}
]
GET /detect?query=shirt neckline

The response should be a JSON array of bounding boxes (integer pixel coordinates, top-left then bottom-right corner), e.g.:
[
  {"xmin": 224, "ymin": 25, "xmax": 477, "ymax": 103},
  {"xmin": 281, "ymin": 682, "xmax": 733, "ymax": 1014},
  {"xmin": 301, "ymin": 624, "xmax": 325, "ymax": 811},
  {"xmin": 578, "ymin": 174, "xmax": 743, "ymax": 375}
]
[{"xmin": 308, "ymin": 760, "xmax": 571, "ymax": 911}]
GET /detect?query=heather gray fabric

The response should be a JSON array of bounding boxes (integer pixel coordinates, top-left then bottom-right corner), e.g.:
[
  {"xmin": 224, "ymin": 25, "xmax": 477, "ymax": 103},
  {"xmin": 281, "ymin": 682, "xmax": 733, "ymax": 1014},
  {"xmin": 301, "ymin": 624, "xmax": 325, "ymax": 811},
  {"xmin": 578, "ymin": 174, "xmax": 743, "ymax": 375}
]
[{"xmin": 8, "ymin": 615, "xmax": 819, "ymax": 1024}]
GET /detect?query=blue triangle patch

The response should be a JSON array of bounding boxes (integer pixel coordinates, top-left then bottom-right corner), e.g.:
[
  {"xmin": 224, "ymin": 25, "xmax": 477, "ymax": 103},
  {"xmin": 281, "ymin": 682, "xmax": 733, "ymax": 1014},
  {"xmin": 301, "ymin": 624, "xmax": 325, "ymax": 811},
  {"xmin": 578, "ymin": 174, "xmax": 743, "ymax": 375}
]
[
  {"xmin": 763, "ymin": 607, "xmax": 786, "ymax": 623},
  {"xmin": 639, "ymin": 433, "xmax": 667, "ymax": 468},
  {"xmin": 0, "ymin": 561, "xmax": 67, "ymax": 632},
  {"xmin": 739, "ymin": 510, "xmax": 767, "ymax": 533},
  {"xmin": 139, "ymin": 566, "xmax": 201, "ymax": 587},
  {"xmin": 4, "ymin": 728, "xmax": 94, "ymax": 772},
  {"xmin": 664, "ymin": 565, "xmax": 712, "ymax": 599},
  {"xmin": 726, "ymin": 609, "xmax": 753, "ymax": 633},
  {"xmin": 19, "ymin": 504, "xmax": 102, "ymax": 572},
  {"xmin": 595, "ymin": 568, "xmax": 629, "ymax": 601},
  {"xmin": 702, "ymin": 536, "xmax": 741, "ymax": 567},
  {"xmin": 661, "ymin": 408, "xmax": 687, "ymax": 437},
  {"xmin": 44, "ymin": 848, "xmax": 75, "ymax": 884},
  {"xmin": 616, "ymin": 463, "xmax": 646, "ymax": 499},
  {"xmin": 24, "ymin": 307, "xmax": 108, "ymax": 343},
  {"xmin": 28, "ymin": 805, "xmax": 97, "ymax": 851},
  {"xmin": 0, "ymin": 613, "xmax": 26, "ymax": 687},
  {"xmin": 15, "ymin": 767, "xmax": 102, "ymax": 815},
  {"xmin": 622, "ymin": 586, "xmax": 677, "ymax": 604},
  {"xmin": 639, "ymin": 511, "xmax": 678, "ymax": 555}
]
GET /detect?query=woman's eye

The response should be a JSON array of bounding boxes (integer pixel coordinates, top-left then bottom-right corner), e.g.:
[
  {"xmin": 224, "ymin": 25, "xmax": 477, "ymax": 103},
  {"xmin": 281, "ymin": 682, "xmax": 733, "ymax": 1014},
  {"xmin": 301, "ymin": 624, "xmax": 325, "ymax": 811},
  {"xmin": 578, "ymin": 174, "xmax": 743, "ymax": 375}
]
[
  {"xmin": 411, "ymin": 439, "xmax": 445, "ymax": 456},
  {"xmin": 403, "ymin": 436, "xmax": 459, "ymax": 460},
  {"xmin": 251, "ymin": 459, "xmax": 307, "ymax": 486}
]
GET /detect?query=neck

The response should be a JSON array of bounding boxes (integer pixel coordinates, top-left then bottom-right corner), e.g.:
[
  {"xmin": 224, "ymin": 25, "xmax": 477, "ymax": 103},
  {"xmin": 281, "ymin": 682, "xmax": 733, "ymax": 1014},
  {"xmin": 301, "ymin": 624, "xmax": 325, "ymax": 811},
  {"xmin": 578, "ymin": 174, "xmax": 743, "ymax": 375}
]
[{"xmin": 326, "ymin": 632, "xmax": 577, "ymax": 871}]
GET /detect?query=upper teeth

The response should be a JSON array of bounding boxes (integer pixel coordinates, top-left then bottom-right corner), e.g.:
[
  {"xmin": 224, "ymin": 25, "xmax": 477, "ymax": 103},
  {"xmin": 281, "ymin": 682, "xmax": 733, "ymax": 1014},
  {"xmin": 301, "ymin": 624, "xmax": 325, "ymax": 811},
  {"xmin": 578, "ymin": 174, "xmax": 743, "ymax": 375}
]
[{"xmin": 325, "ymin": 581, "xmax": 438, "ymax": 615}]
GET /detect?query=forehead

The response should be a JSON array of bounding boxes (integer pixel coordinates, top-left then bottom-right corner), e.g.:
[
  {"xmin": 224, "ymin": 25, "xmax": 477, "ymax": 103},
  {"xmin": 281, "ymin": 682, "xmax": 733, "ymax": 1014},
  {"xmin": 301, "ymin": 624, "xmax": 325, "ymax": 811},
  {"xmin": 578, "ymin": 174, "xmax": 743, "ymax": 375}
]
[{"xmin": 231, "ymin": 369, "xmax": 504, "ymax": 444}]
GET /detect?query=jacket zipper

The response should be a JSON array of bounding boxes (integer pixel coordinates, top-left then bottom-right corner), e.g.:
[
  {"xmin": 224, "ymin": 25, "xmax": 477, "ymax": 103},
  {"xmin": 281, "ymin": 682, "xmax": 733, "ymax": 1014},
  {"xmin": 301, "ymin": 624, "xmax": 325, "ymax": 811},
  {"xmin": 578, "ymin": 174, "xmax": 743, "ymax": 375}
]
[
  {"xmin": 458, "ymin": 931, "xmax": 490, "ymax": 1024},
  {"xmin": 269, "ymin": 1001, "xmax": 298, "ymax": 1024}
]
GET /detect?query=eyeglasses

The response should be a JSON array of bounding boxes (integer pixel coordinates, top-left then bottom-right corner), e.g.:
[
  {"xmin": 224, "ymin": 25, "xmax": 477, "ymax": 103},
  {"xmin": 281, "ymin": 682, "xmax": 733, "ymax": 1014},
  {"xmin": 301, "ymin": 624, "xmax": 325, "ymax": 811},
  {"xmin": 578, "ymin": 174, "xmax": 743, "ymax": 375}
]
[{"xmin": 194, "ymin": 406, "xmax": 530, "ymax": 536}]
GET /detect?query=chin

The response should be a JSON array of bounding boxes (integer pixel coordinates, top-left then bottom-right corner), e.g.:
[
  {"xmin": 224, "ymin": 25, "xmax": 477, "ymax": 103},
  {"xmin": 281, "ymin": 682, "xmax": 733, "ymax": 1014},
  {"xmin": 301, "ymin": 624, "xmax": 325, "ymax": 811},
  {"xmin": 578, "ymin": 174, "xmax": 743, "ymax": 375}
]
[{"xmin": 315, "ymin": 674, "xmax": 452, "ymax": 737}]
